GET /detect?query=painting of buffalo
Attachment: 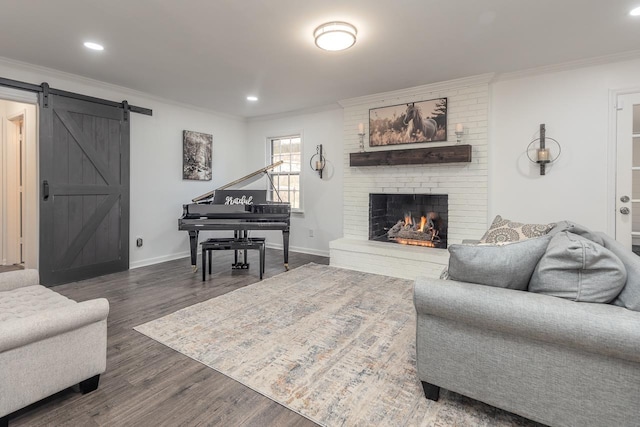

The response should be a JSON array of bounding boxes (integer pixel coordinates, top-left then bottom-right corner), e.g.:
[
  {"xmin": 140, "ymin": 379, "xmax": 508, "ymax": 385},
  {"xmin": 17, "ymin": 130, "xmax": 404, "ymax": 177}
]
[{"xmin": 369, "ymin": 98, "xmax": 447, "ymax": 146}]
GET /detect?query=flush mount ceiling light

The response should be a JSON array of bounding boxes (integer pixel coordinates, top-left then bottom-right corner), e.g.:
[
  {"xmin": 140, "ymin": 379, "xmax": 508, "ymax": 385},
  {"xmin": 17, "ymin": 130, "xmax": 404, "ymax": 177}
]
[
  {"xmin": 314, "ymin": 21, "xmax": 357, "ymax": 51},
  {"xmin": 83, "ymin": 41, "xmax": 104, "ymax": 51},
  {"xmin": 247, "ymin": 96, "xmax": 258, "ymax": 101},
  {"xmin": 631, "ymin": 6, "xmax": 640, "ymax": 15}
]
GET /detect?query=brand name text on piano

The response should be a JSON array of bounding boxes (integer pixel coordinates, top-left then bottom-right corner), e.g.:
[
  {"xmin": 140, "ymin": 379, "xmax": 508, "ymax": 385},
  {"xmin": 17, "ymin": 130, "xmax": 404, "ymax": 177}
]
[{"xmin": 224, "ymin": 195, "xmax": 254, "ymax": 205}]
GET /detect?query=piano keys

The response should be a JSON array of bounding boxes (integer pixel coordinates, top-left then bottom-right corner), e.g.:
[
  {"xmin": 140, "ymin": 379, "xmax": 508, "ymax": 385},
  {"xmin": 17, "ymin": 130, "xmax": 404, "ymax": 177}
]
[{"xmin": 178, "ymin": 162, "xmax": 291, "ymax": 272}]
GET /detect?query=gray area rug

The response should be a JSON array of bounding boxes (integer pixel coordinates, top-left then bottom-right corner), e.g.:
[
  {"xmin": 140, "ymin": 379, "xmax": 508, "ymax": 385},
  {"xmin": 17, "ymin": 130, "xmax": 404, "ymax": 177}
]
[{"xmin": 135, "ymin": 263, "xmax": 538, "ymax": 426}]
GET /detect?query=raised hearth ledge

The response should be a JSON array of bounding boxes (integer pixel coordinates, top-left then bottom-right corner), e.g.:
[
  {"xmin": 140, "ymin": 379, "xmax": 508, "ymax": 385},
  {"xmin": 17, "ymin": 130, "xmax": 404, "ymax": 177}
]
[{"xmin": 329, "ymin": 238, "xmax": 449, "ymax": 281}]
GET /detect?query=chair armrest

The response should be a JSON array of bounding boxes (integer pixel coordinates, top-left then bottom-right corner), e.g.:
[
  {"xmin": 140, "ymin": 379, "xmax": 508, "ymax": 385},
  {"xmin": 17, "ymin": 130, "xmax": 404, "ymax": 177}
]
[
  {"xmin": 0, "ymin": 298, "xmax": 109, "ymax": 352},
  {"xmin": 414, "ymin": 277, "xmax": 640, "ymax": 363},
  {"xmin": 0, "ymin": 269, "xmax": 39, "ymax": 292}
]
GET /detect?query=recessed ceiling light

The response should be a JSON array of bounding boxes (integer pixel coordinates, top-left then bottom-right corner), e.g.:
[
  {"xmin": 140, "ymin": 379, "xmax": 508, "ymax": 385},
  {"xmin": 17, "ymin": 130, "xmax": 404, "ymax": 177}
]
[
  {"xmin": 83, "ymin": 42, "xmax": 104, "ymax": 51},
  {"xmin": 631, "ymin": 6, "xmax": 640, "ymax": 16},
  {"xmin": 247, "ymin": 96, "xmax": 258, "ymax": 101},
  {"xmin": 314, "ymin": 22, "xmax": 357, "ymax": 51}
]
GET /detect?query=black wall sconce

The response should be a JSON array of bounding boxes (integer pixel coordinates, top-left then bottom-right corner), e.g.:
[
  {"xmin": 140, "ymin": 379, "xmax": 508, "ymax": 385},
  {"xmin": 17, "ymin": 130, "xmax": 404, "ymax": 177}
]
[
  {"xmin": 527, "ymin": 123, "xmax": 561, "ymax": 175},
  {"xmin": 310, "ymin": 144, "xmax": 326, "ymax": 178}
]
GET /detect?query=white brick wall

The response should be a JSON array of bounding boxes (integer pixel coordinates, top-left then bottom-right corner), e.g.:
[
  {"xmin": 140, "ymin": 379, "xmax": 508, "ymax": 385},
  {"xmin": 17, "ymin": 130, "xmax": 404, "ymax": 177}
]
[{"xmin": 331, "ymin": 74, "xmax": 492, "ymax": 279}]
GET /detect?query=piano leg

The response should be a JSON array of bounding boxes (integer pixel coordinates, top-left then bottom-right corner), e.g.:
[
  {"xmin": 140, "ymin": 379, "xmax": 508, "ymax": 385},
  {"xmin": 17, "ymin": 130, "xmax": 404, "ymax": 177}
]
[
  {"xmin": 283, "ymin": 229, "xmax": 290, "ymax": 271},
  {"xmin": 188, "ymin": 230, "xmax": 199, "ymax": 272}
]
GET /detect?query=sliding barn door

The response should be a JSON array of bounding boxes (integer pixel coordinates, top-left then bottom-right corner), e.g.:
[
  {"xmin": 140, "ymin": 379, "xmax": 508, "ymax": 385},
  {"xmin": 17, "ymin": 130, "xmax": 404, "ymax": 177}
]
[{"xmin": 39, "ymin": 94, "xmax": 130, "ymax": 285}]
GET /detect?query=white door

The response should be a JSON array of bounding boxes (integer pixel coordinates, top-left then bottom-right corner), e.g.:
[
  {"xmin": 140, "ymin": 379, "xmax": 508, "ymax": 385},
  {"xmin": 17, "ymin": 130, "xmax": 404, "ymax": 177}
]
[{"xmin": 616, "ymin": 92, "xmax": 640, "ymax": 252}]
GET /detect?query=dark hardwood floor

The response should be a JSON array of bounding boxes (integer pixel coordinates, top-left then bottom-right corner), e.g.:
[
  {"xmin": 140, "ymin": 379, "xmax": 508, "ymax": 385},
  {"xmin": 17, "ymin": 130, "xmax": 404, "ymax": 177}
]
[{"xmin": 9, "ymin": 249, "xmax": 327, "ymax": 427}]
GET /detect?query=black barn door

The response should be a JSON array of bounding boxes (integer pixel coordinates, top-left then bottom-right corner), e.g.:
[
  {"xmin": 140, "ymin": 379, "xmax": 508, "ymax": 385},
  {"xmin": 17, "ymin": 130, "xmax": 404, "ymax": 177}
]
[{"xmin": 39, "ymin": 94, "xmax": 130, "ymax": 286}]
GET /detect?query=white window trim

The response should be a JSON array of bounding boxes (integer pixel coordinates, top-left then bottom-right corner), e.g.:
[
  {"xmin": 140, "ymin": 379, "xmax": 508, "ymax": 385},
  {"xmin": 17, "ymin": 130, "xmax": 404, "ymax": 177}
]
[{"xmin": 266, "ymin": 131, "xmax": 304, "ymax": 213}]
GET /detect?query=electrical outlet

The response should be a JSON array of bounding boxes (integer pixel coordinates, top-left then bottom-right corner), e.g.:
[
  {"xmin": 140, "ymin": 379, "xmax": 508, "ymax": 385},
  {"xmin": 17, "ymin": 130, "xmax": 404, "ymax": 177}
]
[
  {"xmin": 308, "ymin": 229, "xmax": 314, "ymax": 237},
  {"xmin": 136, "ymin": 237, "xmax": 143, "ymax": 247}
]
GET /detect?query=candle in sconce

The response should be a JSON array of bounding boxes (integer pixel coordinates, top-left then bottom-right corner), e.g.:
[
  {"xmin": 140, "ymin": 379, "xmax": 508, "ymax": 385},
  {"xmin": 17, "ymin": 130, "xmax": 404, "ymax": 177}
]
[
  {"xmin": 455, "ymin": 123, "xmax": 464, "ymax": 133},
  {"xmin": 537, "ymin": 148, "xmax": 550, "ymax": 162},
  {"xmin": 358, "ymin": 123, "xmax": 365, "ymax": 134},
  {"xmin": 316, "ymin": 160, "xmax": 323, "ymax": 170}
]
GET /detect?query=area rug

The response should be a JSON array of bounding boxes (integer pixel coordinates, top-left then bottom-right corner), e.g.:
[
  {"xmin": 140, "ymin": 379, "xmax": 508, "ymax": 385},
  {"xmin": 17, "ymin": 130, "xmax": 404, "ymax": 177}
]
[{"xmin": 134, "ymin": 263, "xmax": 538, "ymax": 426}]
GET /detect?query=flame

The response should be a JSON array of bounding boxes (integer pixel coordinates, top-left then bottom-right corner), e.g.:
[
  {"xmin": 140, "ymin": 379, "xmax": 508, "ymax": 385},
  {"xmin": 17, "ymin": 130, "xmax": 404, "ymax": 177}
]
[
  {"xmin": 404, "ymin": 215, "xmax": 412, "ymax": 226},
  {"xmin": 419, "ymin": 216, "xmax": 427, "ymax": 232}
]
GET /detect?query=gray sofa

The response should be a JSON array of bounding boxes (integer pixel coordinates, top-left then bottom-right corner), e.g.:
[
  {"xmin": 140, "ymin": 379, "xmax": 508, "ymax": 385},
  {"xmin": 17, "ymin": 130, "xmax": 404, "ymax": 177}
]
[
  {"xmin": 0, "ymin": 270, "xmax": 109, "ymax": 426},
  {"xmin": 414, "ymin": 230, "xmax": 640, "ymax": 427}
]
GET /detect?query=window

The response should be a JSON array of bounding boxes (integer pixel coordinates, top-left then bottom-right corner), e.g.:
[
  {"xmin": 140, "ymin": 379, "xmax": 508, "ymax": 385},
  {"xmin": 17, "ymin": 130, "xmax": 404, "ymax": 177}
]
[{"xmin": 268, "ymin": 134, "xmax": 301, "ymax": 210}]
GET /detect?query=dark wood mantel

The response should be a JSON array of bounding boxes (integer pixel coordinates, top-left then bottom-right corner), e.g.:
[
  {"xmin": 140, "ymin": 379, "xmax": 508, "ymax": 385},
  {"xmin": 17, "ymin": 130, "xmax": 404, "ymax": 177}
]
[{"xmin": 349, "ymin": 144, "xmax": 472, "ymax": 167}]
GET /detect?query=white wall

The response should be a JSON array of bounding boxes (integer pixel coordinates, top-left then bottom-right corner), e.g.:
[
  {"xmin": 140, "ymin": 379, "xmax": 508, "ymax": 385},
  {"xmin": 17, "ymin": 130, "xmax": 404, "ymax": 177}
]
[
  {"xmin": 490, "ymin": 57, "xmax": 640, "ymax": 233},
  {"xmin": 0, "ymin": 58, "xmax": 248, "ymax": 268},
  {"xmin": 246, "ymin": 107, "xmax": 344, "ymax": 256}
]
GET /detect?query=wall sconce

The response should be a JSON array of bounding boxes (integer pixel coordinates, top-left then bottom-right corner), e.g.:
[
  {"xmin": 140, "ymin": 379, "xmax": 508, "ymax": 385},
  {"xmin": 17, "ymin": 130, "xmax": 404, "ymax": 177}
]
[
  {"xmin": 310, "ymin": 144, "xmax": 326, "ymax": 178},
  {"xmin": 455, "ymin": 123, "xmax": 464, "ymax": 142},
  {"xmin": 358, "ymin": 123, "xmax": 366, "ymax": 152},
  {"xmin": 526, "ymin": 123, "xmax": 561, "ymax": 175}
]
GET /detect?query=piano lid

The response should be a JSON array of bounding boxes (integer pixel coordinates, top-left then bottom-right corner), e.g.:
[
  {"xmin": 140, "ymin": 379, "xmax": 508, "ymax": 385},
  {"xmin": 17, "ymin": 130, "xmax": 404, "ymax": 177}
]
[{"xmin": 192, "ymin": 160, "xmax": 284, "ymax": 203}]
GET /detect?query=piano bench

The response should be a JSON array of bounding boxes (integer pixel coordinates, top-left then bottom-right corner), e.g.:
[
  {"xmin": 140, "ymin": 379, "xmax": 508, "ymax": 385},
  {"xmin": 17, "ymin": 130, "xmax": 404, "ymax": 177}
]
[{"xmin": 201, "ymin": 238, "xmax": 265, "ymax": 281}]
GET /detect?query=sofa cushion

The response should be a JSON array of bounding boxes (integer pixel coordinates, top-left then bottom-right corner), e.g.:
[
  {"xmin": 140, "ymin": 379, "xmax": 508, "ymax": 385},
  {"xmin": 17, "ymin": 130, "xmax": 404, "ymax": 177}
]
[
  {"xmin": 597, "ymin": 232, "xmax": 640, "ymax": 311},
  {"xmin": 479, "ymin": 215, "xmax": 555, "ymax": 244},
  {"xmin": 0, "ymin": 285, "xmax": 76, "ymax": 322},
  {"xmin": 529, "ymin": 232, "xmax": 626, "ymax": 303},
  {"xmin": 448, "ymin": 235, "xmax": 552, "ymax": 290}
]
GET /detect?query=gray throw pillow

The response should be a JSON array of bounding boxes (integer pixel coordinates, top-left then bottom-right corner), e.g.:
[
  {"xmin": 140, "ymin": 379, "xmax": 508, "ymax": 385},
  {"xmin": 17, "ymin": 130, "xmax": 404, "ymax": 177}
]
[
  {"xmin": 547, "ymin": 220, "xmax": 604, "ymax": 245},
  {"xmin": 447, "ymin": 235, "xmax": 552, "ymax": 290},
  {"xmin": 529, "ymin": 232, "xmax": 626, "ymax": 303},
  {"xmin": 598, "ymin": 232, "xmax": 640, "ymax": 311}
]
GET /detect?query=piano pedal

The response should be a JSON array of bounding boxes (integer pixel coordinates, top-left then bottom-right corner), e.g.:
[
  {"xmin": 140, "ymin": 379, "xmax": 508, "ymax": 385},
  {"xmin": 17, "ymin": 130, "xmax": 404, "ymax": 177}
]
[{"xmin": 232, "ymin": 263, "xmax": 250, "ymax": 270}]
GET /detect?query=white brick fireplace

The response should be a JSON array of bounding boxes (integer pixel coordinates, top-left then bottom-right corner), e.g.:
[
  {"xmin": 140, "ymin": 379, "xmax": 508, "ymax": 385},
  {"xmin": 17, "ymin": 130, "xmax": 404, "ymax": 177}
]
[{"xmin": 330, "ymin": 74, "xmax": 491, "ymax": 280}]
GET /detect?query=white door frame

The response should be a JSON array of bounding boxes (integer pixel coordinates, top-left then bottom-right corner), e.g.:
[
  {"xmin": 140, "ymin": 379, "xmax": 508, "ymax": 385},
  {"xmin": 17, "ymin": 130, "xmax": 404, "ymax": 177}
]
[
  {"xmin": 608, "ymin": 88, "xmax": 640, "ymax": 240},
  {"xmin": 0, "ymin": 87, "xmax": 38, "ymax": 268}
]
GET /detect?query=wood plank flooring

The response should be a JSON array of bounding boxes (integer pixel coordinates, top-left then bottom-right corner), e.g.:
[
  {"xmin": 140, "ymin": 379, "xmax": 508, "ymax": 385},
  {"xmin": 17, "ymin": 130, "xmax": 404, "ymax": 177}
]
[{"xmin": 8, "ymin": 249, "xmax": 327, "ymax": 426}]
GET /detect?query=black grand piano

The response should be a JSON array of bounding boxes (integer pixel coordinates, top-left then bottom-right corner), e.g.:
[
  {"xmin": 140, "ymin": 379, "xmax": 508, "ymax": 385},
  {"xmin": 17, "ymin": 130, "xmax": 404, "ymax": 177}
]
[{"xmin": 179, "ymin": 161, "xmax": 290, "ymax": 272}]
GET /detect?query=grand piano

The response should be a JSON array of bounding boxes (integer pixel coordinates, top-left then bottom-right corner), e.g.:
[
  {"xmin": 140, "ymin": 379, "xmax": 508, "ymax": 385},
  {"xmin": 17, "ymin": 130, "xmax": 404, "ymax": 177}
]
[{"xmin": 179, "ymin": 161, "xmax": 291, "ymax": 272}]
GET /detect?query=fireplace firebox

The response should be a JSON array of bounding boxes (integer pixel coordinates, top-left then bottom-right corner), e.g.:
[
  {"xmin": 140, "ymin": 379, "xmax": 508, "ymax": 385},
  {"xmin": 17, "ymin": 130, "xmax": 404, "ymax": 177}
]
[{"xmin": 369, "ymin": 193, "xmax": 448, "ymax": 248}]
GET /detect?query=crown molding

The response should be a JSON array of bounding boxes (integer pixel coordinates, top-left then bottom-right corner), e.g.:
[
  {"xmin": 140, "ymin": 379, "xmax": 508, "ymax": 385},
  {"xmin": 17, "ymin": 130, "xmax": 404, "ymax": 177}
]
[
  {"xmin": 247, "ymin": 102, "xmax": 342, "ymax": 123},
  {"xmin": 493, "ymin": 50, "xmax": 640, "ymax": 82},
  {"xmin": 0, "ymin": 56, "xmax": 246, "ymax": 122},
  {"xmin": 338, "ymin": 73, "xmax": 495, "ymax": 108}
]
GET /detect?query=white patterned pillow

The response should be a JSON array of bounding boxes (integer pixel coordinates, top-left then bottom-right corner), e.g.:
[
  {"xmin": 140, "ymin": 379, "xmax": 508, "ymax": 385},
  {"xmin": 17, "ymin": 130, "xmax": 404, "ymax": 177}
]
[{"xmin": 479, "ymin": 215, "xmax": 555, "ymax": 244}]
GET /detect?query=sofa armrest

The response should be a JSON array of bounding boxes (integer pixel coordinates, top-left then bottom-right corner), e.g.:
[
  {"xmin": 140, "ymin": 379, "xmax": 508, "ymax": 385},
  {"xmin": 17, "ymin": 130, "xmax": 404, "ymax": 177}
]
[
  {"xmin": 414, "ymin": 277, "xmax": 640, "ymax": 363},
  {"xmin": 0, "ymin": 269, "xmax": 39, "ymax": 292},
  {"xmin": 0, "ymin": 298, "xmax": 109, "ymax": 353}
]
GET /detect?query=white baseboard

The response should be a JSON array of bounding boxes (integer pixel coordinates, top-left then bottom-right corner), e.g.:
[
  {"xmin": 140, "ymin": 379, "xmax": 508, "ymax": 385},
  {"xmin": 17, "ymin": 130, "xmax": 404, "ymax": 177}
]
[
  {"xmin": 129, "ymin": 251, "xmax": 191, "ymax": 269},
  {"xmin": 265, "ymin": 242, "xmax": 329, "ymax": 258},
  {"xmin": 130, "ymin": 245, "xmax": 329, "ymax": 270}
]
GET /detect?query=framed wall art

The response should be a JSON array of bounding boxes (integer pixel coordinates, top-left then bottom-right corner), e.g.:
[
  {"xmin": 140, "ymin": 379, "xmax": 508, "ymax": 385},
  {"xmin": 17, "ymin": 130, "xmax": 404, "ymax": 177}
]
[
  {"xmin": 369, "ymin": 97, "xmax": 447, "ymax": 146},
  {"xmin": 182, "ymin": 130, "xmax": 212, "ymax": 181}
]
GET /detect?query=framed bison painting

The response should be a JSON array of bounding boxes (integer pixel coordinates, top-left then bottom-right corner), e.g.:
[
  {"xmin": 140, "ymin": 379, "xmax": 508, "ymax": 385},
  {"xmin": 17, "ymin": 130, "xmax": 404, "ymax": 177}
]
[{"xmin": 369, "ymin": 98, "xmax": 447, "ymax": 146}]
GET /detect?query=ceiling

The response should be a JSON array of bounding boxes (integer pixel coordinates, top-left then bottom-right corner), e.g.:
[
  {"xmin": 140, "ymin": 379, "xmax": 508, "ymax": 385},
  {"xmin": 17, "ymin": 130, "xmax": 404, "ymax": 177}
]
[{"xmin": 1, "ymin": 0, "xmax": 640, "ymax": 118}]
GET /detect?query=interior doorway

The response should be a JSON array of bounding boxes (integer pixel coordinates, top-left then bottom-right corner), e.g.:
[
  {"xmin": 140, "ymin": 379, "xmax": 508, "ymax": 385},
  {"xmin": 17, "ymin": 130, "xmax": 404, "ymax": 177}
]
[{"xmin": 0, "ymin": 95, "xmax": 38, "ymax": 269}]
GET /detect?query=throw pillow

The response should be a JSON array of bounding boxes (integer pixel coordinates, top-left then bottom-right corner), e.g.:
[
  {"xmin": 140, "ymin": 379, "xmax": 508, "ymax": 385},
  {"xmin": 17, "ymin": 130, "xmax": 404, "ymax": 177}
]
[
  {"xmin": 597, "ymin": 232, "xmax": 640, "ymax": 311},
  {"xmin": 447, "ymin": 235, "xmax": 552, "ymax": 290},
  {"xmin": 547, "ymin": 220, "xmax": 604, "ymax": 245},
  {"xmin": 479, "ymin": 215, "xmax": 556, "ymax": 244},
  {"xmin": 529, "ymin": 232, "xmax": 627, "ymax": 303}
]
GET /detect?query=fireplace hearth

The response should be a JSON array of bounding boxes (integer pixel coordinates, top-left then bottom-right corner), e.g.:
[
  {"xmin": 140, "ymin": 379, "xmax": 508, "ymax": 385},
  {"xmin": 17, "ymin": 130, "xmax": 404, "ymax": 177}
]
[{"xmin": 369, "ymin": 194, "xmax": 448, "ymax": 248}]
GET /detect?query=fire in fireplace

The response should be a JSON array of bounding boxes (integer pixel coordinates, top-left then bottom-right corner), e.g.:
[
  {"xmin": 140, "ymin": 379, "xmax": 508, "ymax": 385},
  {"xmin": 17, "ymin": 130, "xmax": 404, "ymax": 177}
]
[{"xmin": 369, "ymin": 194, "xmax": 447, "ymax": 248}]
